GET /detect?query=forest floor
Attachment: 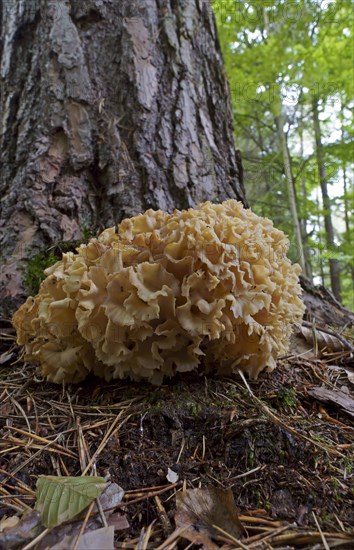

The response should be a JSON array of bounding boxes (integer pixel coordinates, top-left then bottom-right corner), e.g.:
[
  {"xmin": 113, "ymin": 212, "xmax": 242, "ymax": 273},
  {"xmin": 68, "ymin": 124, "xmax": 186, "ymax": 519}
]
[{"xmin": 1, "ymin": 319, "xmax": 354, "ymax": 549}]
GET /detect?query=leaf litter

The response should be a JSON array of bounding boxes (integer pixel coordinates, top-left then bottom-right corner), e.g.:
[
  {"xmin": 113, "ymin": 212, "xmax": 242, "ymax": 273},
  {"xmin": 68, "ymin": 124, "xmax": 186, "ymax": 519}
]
[{"xmin": 0, "ymin": 321, "xmax": 354, "ymax": 548}]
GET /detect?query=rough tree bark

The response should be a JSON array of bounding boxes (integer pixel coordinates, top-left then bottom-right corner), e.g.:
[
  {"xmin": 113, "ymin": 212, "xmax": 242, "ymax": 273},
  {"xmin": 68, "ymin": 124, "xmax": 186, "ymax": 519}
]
[
  {"xmin": 1, "ymin": 0, "xmax": 352, "ymax": 334},
  {"xmin": 0, "ymin": 0, "xmax": 247, "ymax": 316}
]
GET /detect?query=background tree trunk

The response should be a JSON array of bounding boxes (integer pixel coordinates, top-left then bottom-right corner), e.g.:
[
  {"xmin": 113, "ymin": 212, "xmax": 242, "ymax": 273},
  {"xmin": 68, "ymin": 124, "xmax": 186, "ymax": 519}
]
[
  {"xmin": 262, "ymin": 8, "xmax": 306, "ymax": 275},
  {"xmin": 299, "ymin": 109, "xmax": 313, "ymax": 281},
  {"xmin": 0, "ymin": 0, "xmax": 247, "ymax": 316},
  {"xmin": 312, "ymin": 97, "xmax": 342, "ymax": 302},
  {"xmin": 275, "ymin": 112, "xmax": 306, "ymax": 274}
]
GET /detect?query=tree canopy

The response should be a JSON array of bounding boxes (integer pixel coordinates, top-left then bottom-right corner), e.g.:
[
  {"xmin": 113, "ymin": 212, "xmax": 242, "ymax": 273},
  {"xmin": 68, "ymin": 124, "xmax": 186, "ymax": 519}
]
[{"xmin": 213, "ymin": 0, "xmax": 354, "ymax": 308}]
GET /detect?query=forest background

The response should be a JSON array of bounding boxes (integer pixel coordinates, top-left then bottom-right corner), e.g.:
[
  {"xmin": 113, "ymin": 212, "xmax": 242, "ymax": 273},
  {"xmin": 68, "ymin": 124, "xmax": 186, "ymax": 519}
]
[{"xmin": 213, "ymin": 0, "xmax": 353, "ymax": 309}]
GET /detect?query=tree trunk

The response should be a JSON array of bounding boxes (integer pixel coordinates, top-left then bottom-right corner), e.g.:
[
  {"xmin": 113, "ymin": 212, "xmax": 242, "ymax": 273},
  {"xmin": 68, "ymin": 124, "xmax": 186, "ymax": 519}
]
[
  {"xmin": 0, "ymin": 0, "xmax": 247, "ymax": 316},
  {"xmin": 312, "ymin": 97, "xmax": 342, "ymax": 302},
  {"xmin": 299, "ymin": 110, "xmax": 313, "ymax": 280},
  {"xmin": 316, "ymin": 190, "xmax": 326, "ymax": 287},
  {"xmin": 275, "ymin": 113, "xmax": 306, "ymax": 273},
  {"xmin": 300, "ymin": 274, "xmax": 354, "ymax": 328},
  {"xmin": 262, "ymin": 8, "xmax": 305, "ymax": 274},
  {"xmin": 341, "ymin": 107, "xmax": 354, "ymax": 290}
]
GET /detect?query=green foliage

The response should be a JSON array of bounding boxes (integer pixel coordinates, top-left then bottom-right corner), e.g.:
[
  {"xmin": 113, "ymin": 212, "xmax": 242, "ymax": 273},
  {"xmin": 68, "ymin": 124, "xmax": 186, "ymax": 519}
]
[
  {"xmin": 278, "ymin": 387, "xmax": 298, "ymax": 412},
  {"xmin": 35, "ymin": 475, "xmax": 106, "ymax": 528},
  {"xmin": 213, "ymin": 0, "xmax": 354, "ymax": 309},
  {"xmin": 24, "ymin": 235, "xmax": 94, "ymax": 296},
  {"xmin": 24, "ymin": 249, "xmax": 59, "ymax": 295},
  {"xmin": 80, "ymin": 223, "xmax": 95, "ymax": 241}
]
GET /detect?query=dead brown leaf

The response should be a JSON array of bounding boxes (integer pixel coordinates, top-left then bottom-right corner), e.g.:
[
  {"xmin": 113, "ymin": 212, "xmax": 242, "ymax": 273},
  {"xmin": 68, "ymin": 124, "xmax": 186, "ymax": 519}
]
[
  {"xmin": 0, "ymin": 511, "xmax": 40, "ymax": 548},
  {"xmin": 0, "ymin": 483, "xmax": 126, "ymax": 550},
  {"xmin": 175, "ymin": 487, "xmax": 244, "ymax": 548},
  {"xmin": 107, "ymin": 513, "xmax": 130, "ymax": 531},
  {"xmin": 300, "ymin": 326, "xmax": 345, "ymax": 353},
  {"xmin": 0, "ymin": 516, "xmax": 20, "ymax": 533}
]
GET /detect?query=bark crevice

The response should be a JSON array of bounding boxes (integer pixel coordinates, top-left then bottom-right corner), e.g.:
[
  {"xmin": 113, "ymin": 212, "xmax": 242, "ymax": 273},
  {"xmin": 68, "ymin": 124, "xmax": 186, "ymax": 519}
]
[{"xmin": 0, "ymin": 0, "xmax": 247, "ymax": 316}]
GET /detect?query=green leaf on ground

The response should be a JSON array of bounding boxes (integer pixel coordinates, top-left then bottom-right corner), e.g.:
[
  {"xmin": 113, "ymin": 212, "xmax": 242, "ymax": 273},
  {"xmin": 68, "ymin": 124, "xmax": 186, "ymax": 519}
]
[{"xmin": 35, "ymin": 476, "xmax": 106, "ymax": 528}]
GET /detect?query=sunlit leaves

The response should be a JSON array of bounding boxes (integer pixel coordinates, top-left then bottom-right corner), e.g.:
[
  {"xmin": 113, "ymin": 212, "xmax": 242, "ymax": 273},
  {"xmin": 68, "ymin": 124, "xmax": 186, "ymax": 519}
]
[{"xmin": 213, "ymin": 0, "xmax": 353, "ymax": 307}]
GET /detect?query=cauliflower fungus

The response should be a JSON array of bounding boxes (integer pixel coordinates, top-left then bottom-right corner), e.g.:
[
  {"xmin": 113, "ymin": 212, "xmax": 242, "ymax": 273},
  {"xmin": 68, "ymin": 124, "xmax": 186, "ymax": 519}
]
[{"xmin": 13, "ymin": 200, "xmax": 305, "ymax": 384}]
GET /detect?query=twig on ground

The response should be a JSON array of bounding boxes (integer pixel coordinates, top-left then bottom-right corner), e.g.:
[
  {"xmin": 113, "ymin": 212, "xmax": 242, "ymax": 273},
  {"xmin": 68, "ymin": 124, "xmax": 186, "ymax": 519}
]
[{"xmin": 237, "ymin": 370, "xmax": 345, "ymax": 458}]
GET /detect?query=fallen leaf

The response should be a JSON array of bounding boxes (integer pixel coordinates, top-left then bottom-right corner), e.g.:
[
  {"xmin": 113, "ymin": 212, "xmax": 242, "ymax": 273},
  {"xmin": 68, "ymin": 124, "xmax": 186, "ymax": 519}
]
[
  {"xmin": 0, "ymin": 511, "xmax": 40, "ymax": 548},
  {"xmin": 35, "ymin": 475, "xmax": 106, "ymax": 528},
  {"xmin": 0, "ymin": 483, "xmax": 124, "ymax": 550},
  {"xmin": 107, "ymin": 512, "xmax": 130, "ymax": 531},
  {"xmin": 175, "ymin": 487, "xmax": 244, "ymax": 547},
  {"xmin": 36, "ymin": 482, "xmax": 125, "ymax": 549},
  {"xmin": 308, "ymin": 386, "xmax": 354, "ymax": 418},
  {"xmin": 289, "ymin": 332, "xmax": 315, "ymax": 358},
  {"xmin": 48, "ymin": 526, "xmax": 114, "ymax": 550},
  {"xmin": 0, "ymin": 516, "xmax": 20, "ymax": 533},
  {"xmin": 300, "ymin": 326, "xmax": 346, "ymax": 353}
]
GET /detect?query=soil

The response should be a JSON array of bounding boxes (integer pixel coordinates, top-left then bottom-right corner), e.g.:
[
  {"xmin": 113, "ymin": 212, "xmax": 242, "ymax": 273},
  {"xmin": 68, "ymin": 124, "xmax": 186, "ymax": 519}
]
[{"xmin": 1, "ymin": 319, "xmax": 354, "ymax": 549}]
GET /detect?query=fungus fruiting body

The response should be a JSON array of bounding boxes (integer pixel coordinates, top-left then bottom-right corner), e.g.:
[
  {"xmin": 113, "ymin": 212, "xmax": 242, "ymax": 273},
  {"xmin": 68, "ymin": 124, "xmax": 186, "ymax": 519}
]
[{"xmin": 13, "ymin": 200, "xmax": 305, "ymax": 384}]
